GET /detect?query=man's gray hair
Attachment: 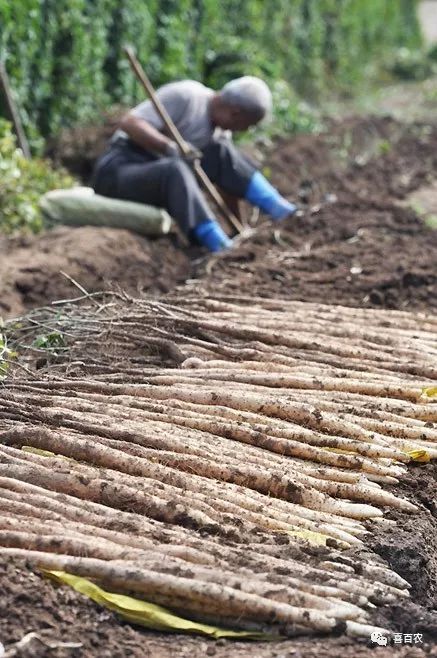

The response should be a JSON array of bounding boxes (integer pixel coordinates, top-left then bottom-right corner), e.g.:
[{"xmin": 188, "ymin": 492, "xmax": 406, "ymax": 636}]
[{"xmin": 220, "ymin": 76, "xmax": 272, "ymax": 118}]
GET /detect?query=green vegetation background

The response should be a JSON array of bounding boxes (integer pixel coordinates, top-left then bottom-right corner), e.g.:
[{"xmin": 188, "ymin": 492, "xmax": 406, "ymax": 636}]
[{"xmin": 0, "ymin": 0, "xmax": 423, "ymax": 145}]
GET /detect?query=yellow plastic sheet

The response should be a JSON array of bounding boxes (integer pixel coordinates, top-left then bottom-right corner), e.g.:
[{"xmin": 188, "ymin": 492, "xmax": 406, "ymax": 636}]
[
  {"xmin": 422, "ymin": 386, "xmax": 437, "ymax": 398},
  {"xmin": 44, "ymin": 571, "xmax": 272, "ymax": 640},
  {"xmin": 407, "ymin": 449, "xmax": 431, "ymax": 463}
]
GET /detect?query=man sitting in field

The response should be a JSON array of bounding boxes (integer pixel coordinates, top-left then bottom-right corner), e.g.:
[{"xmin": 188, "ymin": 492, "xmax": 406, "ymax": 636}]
[{"xmin": 92, "ymin": 76, "xmax": 297, "ymax": 251}]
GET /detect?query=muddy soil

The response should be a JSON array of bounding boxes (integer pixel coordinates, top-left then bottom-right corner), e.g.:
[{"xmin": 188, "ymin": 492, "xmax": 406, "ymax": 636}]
[
  {"xmin": 45, "ymin": 109, "xmax": 123, "ymax": 183},
  {"xmin": 1, "ymin": 115, "xmax": 437, "ymax": 656},
  {"xmin": 368, "ymin": 461, "xmax": 437, "ymax": 649},
  {"xmin": 0, "ymin": 227, "xmax": 191, "ymax": 318},
  {"xmin": 196, "ymin": 118, "xmax": 437, "ymax": 309}
]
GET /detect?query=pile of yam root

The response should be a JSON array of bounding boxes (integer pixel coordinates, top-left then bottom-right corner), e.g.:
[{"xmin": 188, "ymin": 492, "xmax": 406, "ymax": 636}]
[{"xmin": 0, "ymin": 293, "xmax": 436, "ymax": 638}]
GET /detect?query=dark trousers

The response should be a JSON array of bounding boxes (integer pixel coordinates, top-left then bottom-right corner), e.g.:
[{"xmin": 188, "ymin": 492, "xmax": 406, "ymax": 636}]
[{"xmin": 92, "ymin": 139, "xmax": 256, "ymax": 235}]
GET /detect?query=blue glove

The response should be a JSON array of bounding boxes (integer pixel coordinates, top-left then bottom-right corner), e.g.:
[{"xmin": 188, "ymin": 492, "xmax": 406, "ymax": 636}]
[
  {"xmin": 245, "ymin": 171, "xmax": 297, "ymax": 221},
  {"xmin": 193, "ymin": 219, "xmax": 233, "ymax": 252}
]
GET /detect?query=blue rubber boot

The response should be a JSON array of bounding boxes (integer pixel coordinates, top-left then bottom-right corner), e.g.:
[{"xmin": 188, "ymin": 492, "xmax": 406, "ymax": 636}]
[
  {"xmin": 245, "ymin": 171, "xmax": 297, "ymax": 221},
  {"xmin": 193, "ymin": 219, "xmax": 233, "ymax": 252}
]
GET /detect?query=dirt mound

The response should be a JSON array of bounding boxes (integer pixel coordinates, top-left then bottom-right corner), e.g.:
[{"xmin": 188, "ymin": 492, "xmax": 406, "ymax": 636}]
[
  {"xmin": 0, "ymin": 227, "xmax": 191, "ymax": 318},
  {"xmin": 45, "ymin": 109, "xmax": 124, "ymax": 183},
  {"xmin": 197, "ymin": 200, "xmax": 437, "ymax": 311}
]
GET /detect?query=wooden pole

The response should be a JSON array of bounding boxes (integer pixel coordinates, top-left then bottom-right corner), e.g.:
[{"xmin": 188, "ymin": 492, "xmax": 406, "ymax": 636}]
[
  {"xmin": 123, "ymin": 46, "xmax": 243, "ymax": 234},
  {"xmin": 0, "ymin": 62, "xmax": 31, "ymax": 159}
]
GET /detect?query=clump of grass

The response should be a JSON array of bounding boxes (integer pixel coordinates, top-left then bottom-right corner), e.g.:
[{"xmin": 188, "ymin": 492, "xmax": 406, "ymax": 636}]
[{"xmin": 0, "ymin": 120, "xmax": 74, "ymax": 235}]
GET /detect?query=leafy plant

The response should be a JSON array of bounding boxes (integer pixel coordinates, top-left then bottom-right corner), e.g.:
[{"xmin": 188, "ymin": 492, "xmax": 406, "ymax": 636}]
[
  {"xmin": 33, "ymin": 330, "xmax": 66, "ymax": 350},
  {"xmin": 0, "ymin": 119, "xmax": 74, "ymax": 234}
]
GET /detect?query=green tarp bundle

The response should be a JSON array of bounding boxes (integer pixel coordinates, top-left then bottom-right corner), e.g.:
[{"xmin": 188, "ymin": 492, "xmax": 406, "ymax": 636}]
[{"xmin": 40, "ymin": 187, "xmax": 172, "ymax": 237}]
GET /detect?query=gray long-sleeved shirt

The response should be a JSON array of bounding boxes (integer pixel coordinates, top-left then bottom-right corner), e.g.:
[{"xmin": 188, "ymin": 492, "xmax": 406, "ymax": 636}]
[{"xmin": 114, "ymin": 80, "xmax": 227, "ymax": 150}]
